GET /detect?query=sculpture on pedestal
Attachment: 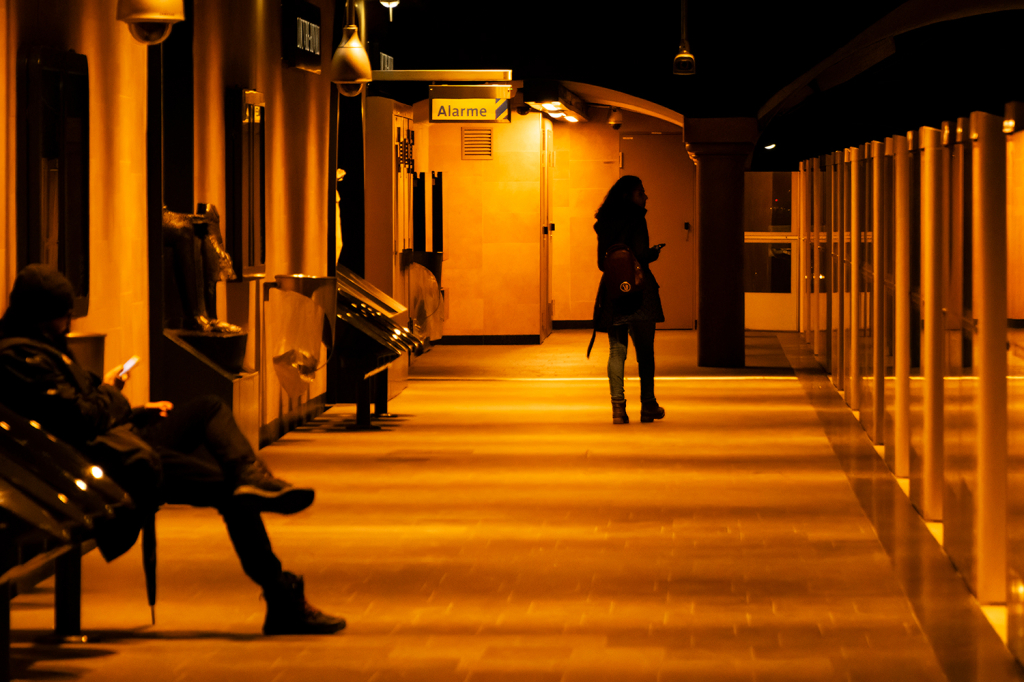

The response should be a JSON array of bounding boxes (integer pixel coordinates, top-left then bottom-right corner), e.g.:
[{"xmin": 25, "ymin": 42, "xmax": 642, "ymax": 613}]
[{"xmin": 162, "ymin": 204, "xmax": 241, "ymax": 334}]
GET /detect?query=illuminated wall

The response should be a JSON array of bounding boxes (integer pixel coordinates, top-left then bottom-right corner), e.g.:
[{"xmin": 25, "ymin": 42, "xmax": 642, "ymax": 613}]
[
  {"xmin": 422, "ymin": 107, "xmax": 543, "ymax": 337},
  {"xmin": 0, "ymin": 0, "xmax": 334, "ymax": 432},
  {"xmin": 193, "ymin": 0, "xmax": 335, "ymax": 432},
  {"xmin": 2, "ymin": 1, "xmax": 150, "ymax": 405}
]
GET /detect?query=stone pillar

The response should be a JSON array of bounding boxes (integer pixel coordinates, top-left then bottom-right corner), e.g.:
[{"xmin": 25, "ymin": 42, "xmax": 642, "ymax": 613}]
[{"xmin": 685, "ymin": 118, "xmax": 758, "ymax": 368}]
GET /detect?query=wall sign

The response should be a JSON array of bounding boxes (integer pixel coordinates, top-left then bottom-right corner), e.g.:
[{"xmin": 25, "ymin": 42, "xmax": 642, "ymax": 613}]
[
  {"xmin": 281, "ymin": 0, "xmax": 322, "ymax": 73},
  {"xmin": 430, "ymin": 98, "xmax": 510, "ymax": 123}
]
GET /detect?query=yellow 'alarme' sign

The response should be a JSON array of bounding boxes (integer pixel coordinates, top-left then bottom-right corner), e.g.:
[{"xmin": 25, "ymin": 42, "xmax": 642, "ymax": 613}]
[{"xmin": 430, "ymin": 98, "xmax": 510, "ymax": 122}]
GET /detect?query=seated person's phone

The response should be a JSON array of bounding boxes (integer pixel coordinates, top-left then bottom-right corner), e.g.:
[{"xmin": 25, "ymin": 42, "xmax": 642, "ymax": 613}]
[{"xmin": 120, "ymin": 355, "xmax": 140, "ymax": 376}]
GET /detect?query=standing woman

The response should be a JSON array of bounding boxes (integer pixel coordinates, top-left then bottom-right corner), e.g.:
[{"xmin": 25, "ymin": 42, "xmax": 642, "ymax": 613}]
[{"xmin": 592, "ymin": 175, "xmax": 666, "ymax": 424}]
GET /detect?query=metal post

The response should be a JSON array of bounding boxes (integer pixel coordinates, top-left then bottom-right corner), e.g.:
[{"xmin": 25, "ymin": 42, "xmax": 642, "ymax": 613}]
[
  {"xmin": 849, "ymin": 146, "xmax": 863, "ymax": 410},
  {"xmin": 825, "ymin": 155, "xmax": 834, "ymax": 371},
  {"xmin": 871, "ymin": 140, "xmax": 886, "ymax": 444},
  {"xmin": 835, "ymin": 151, "xmax": 844, "ymax": 383},
  {"xmin": 920, "ymin": 126, "xmax": 945, "ymax": 520},
  {"xmin": 801, "ymin": 161, "xmax": 812, "ymax": 339},
  {"xmin": 813, "ymin": 157, "xmax": 824, "ymax": 356},
  {"xmin": 971, "ymin": 110, "xmax": 1008, "ymax": 604},
  {"xmin": 893, "ymin": 135, "xmax": 911, "ymax": 477}
]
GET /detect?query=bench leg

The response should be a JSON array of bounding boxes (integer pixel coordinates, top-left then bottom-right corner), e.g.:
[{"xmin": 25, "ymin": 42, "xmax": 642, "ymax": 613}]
[
  {"xmin": 54, "ymin": 544, "xmax": 81, "ymax": 636},
  {"xmin": 373, "ymin": 369, "xmax": 389, "ymax": 416},
  {"xmin": 2, "ymin": 581, "xmax": 10, "ymax": 682},
  {"xmin": 356, "ymin": 377, "xmax": 372, "ymax": 426}
]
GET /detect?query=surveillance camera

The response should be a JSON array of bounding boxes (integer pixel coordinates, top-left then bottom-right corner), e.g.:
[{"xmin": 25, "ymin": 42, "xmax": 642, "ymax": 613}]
[
  {"xmin": 607, "ymin": 107, "xmax": 623, "ymax": 130},
  {"xmin": 516, "ymin": 104, "xmax": 532, "ymax": 116},
  {"xmin": 673, "ymin": 49, "xmax": 695, "ymax": 76},
  {"xmin": 127, "ymin": 22, "xmax": 175, "ymax": 45},
  {"xmin": 117, "ymin": 0, "xmax": 184, "ymax": 45},
  {"xmin": 338, "ymin": 82, "xmax": 365, "ymax": 98}
]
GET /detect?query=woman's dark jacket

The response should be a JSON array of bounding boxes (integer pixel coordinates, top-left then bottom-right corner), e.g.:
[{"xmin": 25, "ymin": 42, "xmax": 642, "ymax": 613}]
[{"xmin": 592, "ymin": 203, "xmax": 665, "ymax": 333}]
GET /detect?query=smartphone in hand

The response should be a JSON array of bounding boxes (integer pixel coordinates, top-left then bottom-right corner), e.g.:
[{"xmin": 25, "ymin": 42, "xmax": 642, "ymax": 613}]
[{"xmin": 120, "ymin": 355, "xmax": 140, "ymax": 377}]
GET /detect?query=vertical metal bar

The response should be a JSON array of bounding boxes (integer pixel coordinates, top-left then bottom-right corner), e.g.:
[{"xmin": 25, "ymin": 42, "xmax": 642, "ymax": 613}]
[
  {"xmin": 794, "ymin": 162, "xmax": 802, "ymax": 337},
  {"xmin": 837, "ymin": 149, "xmax": 848, "ymax": 392},
  {"xmin": 1, "ymin": 581, "xmax": 9, "ymax": 682},
  {"xmin": 849, "ymin": 146, "xmax": 863, "ymax": 410},
  {"xmin": 811, "ymin": 157, "xmax": 820, "ymax": 352},
  {"xmin": 971, "ymin": 110, "xmax": 1008, "ymax": 604},
  {"xmin": 894, "ymin": 135, "xmax": 911, "ymax": 477},
  {"xmin": 825, "ymin": 155, "xmax": 833, "ymax": 369},
  {"xmin": 871, "ymin": 140, "xmax": 886, "ymax": 444},
  {"xmin": 802, "ymin": 161, "xmax": 812, "ymax": 339},
  {"xmin": 920, "ymin": 126, "xmax": 945, "ymax": 520}
]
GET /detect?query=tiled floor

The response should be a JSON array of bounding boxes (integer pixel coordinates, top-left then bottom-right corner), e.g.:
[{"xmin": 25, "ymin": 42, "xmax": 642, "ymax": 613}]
[{"xmin": 9, "ymin": 331, "xmax": 1022, "ymax": 680}]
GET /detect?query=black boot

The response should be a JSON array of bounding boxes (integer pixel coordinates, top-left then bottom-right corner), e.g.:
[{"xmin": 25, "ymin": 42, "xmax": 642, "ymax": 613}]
[
  {"xmin": 640, "ymin": 400, "xmax": 666, "ymax": 423},
  {"xmin": 262, "ymin": 572, "xmax": 346, "ymax": 635},
  {"xmin": 234, "ymin": 459, "xmax": 315, "ymax": 515}
]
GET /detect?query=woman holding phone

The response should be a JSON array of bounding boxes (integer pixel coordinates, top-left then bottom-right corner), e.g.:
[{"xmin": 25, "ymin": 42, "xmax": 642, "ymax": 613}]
[{"xmin": 592, "ymin": 175, "xmax": 666, "ymax": 425}]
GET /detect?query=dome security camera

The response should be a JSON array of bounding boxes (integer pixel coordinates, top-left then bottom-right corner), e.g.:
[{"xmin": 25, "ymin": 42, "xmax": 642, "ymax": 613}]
[
  {"xmin": 607, "ymin": 107, "xmax": 623, "ymax": 130},
  {"xmin": 338, "ymin": 82, "xmax": 365, "ymax": 98},
  {"xmin": 128, "ymin": 22, "xmax": 174, "ymax": 44},
  {"xmin": 117, "ymin": 0, "xmax": 185, "ymax": 45},
  {"xmin": 673, "ymin": 47, "xmax": 695, "ymax": 75}
]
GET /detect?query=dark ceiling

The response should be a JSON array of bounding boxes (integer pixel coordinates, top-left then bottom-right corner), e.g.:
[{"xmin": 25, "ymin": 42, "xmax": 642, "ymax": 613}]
[{"xmin": 361, "ymin": 0, "xmax": 1024, "ymax": 170}]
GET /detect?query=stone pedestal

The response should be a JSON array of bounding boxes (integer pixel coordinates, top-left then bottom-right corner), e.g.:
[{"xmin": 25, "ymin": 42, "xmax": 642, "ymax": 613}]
[{"xmin": 685, "ymin": 118, "xmax": 759, "ymax": 367}]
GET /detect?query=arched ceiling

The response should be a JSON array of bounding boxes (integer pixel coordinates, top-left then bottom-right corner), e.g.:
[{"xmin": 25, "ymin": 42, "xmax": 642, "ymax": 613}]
[{"xmin": 361, "ymin": 0, "xmax": 1024, "ymax": 169}]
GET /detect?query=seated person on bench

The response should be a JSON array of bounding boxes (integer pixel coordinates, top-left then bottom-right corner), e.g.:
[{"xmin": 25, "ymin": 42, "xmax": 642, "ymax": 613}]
[{"xmin": 0, "ymin": 265, "xmax": 345, "ymax": 635}]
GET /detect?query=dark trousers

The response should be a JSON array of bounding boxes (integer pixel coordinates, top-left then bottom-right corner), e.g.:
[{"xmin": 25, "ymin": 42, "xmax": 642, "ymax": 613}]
[{"xmin": 138, "ymin": 396, "xmax": 283, "ymax": 588}]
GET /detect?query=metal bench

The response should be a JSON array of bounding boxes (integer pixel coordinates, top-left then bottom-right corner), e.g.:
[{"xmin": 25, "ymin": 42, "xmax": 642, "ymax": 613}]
[{"xmin": 0, "ymin": 402, "xmax": 134, "ymax": 682}]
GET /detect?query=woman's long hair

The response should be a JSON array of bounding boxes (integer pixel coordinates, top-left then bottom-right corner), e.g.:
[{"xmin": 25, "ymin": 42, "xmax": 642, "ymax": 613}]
[{"xmin": 594, "ymin": 175, "xmax": 643, "ymax": 230}]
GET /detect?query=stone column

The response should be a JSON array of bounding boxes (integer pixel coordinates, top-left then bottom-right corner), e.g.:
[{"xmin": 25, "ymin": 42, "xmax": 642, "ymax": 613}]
[{"xmin": 685, "ymin": 118, "xmax": 758, "ymax": 368}]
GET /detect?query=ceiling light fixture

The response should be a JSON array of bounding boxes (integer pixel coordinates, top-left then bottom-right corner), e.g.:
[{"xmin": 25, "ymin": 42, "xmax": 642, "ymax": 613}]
[
  {"xmin": 523, "ymin": 82, "xmax": 588, "ymax": 123},
  {"xmin": 380, "ymin": 0, "xmax": 398, "ymax": 22}
]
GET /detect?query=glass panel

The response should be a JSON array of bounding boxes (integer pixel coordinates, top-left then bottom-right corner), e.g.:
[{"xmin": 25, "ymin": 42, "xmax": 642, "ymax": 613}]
[
  {"xmin": 770, "ymin": 172, "xmax": 791, "ymax": 231},
  {"xmin": 744, "ymin": 172, "xmax": 791, "ymax": 232},
  {"xmin": 743, "ymin": 243, "xmax": 791, "ymax": 293}
]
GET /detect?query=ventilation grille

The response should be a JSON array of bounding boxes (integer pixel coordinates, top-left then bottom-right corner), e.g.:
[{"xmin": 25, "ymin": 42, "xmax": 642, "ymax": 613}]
[{"xmin": 461, "ymin": 128, "xmax": 493, "ymax": 160}]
